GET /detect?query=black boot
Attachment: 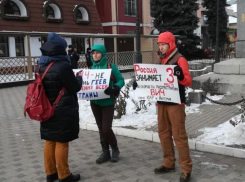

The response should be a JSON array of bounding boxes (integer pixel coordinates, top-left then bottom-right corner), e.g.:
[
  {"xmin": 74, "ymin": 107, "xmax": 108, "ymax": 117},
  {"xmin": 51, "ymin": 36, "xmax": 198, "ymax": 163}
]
[
  {"xmin": 59, "ymin": 173, "xmax": 80, "ymax": 182},
  {"xmin": 179, "ymin": 173, "xmax": 191, "ymax": 182},
  {"xmin": 47, "ymin": 172, "xmax": 58, "ymax": 182},
  {"xmin": 154, "ymin": 165, "xmax": 176, "ymax": 174},
  {"xmin": 96, "ymin": 149, "xmax": 111, "ymax": 164},
  {"xmin": 111, "ymin": 148, "xmax": 120, "ymax": 162}
]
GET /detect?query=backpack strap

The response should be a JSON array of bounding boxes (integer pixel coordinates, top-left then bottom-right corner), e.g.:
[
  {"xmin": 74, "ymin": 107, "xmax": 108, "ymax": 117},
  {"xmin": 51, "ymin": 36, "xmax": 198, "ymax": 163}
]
[
  {"xmin": 52, "ymin": 87, "xmax": 65, "ymax": 109},
  {"xmin": 40, "ymin": 61, "xmax": 65, "ymax": 107},
  {"xmin": 108, "ymin": 63, "xmax": 116, "ymax": 83},
  {"xmin": 166, "ymin": 52, "xmax": 183, "ymax": 65},
  {"xmin": 108, "ymin": 63, "xmax": 117, "ymax": 103},
  {"xmin": 41, "ymin": 62, "xmax": 55, "ymax": 80}
]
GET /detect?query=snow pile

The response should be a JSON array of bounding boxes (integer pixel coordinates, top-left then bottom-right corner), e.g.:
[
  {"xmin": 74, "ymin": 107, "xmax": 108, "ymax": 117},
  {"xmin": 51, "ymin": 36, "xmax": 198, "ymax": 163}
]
[
  {"xmin": 79, "ymin": 89, "xmax": 157, "ymax": 130},
  {"xmin": 199, "ymin": 162, "xmax": 228, "ymax": 171},
  {"xmin": 79, "ymin": 80, "xmax": 222, "ymax": 130},
  {"xmin": 196, "ymin": 117, "xmax": 245, "ymax": 146}
]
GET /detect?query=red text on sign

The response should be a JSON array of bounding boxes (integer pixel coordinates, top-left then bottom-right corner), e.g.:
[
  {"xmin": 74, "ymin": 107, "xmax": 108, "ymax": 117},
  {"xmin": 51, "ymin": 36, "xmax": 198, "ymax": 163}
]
[
  {"xmin": 150, "ymin": 89, "xmax": 165, "ymax": 96},
  {"xmin": 81, "ymin": 71, "xmax": 90, "ymax": 79},
  {"xmin": 96, "ymin": 85, "xmax": 108, "ymax": 90},
  {"xmin": 134, "ymin": 65, "xmax": 157, "ymax": 74},
  {"xmin": 166, "ymin": 67, "xmax": 174, "ymax": 83},
  {"xmin": 82, "ymin": 86, "xmax": 93, "ymax": 90}
]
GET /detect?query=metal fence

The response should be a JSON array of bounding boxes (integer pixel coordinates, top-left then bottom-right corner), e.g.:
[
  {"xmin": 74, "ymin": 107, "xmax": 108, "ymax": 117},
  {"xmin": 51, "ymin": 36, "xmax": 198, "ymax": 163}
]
[
  {"xmin": 0, "ymin": 56, "xmax": 39, "ymax": 83},
  {"xmin": 0, "ymin": 51, "xmax": 156, "ymax": 83},
  {"xmin": 0, "ymin": 51, "xmax": 230, "ymax": 84}
]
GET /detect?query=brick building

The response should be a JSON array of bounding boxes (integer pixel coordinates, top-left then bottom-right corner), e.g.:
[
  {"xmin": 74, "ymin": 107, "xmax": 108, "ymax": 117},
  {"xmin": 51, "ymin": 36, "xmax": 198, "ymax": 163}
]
[{"xmin": 0, "ymin": 0, "xmax": 103, "ymax": 57}]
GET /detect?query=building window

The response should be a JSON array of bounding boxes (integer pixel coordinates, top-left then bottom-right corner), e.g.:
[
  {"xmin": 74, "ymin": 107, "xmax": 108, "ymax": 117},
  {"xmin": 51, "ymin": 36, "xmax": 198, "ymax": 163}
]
[
  {"xmin": 1, "ymin": 0, "xmax": 29, "ymax": 20},
  {"xmin": 4, "ymin": 1, "xmax": 20, "ymax": 15},
  {"xmin": 124, "ymin": 0, "xmax": 136, "ymax": 16},
  {"xmin": 0, "ymin": 37, "xmax": 9, "ymax": 57},
  {"xmin": 76, "ymin": 9, "xmax": 83, "ymax": 20},
  {"xmin": 43, "ymin": 1, "xmax": 63, "ymax": 23},
  {"xmin": 40, "ymin": 36, "xmax": 47, "ymax": 46},
  {"xmin": 72, "ymin": 38, "xmax": 85, "ymax": 54},
  {"xmin": 46, "ymin": 5, "xmax": 55, "ymax": 19},
  {"xmin": 15, "ymin": 37, "xmax": 25, "ymax": 56},
  {"xmin": 74, "ymin": 5, "xmax": 90, "ymax": 25}
]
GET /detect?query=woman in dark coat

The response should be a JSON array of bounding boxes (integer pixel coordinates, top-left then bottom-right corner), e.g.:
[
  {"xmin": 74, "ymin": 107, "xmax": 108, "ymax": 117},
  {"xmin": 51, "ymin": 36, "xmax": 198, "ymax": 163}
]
[{"xmin": 39, "ymin": 33, "xmax": 82, "ymax": 182}]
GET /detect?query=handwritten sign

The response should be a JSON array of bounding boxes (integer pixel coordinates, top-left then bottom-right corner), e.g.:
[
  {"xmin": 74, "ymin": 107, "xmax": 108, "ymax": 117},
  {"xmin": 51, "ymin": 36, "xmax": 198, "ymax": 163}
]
[
  {"xmin": 73, "ymin": 69, "xmax": 112, "ymax": 100},
  {"xmin": 134, "ymin": 64, "xmax": 180, "ymax": 104}
]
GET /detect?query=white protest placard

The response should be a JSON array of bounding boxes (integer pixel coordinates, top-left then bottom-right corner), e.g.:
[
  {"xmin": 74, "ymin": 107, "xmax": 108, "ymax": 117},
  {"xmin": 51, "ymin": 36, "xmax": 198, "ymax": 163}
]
[
  {"xmin": 73, "ymin": 69, "xmax": 111, "ymax": 100},
  {"xmin": 134, "ymin": 64, "xmax": 181, "ymax": 104}
]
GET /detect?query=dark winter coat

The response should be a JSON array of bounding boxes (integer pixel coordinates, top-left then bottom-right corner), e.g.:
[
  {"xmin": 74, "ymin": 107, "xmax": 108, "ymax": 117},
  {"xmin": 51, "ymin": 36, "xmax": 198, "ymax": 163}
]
[
  {"xmin": 68, "ymin": 50, "xmax": 80, "ymax": 69},
  {"xmin": 85, "ymin": 51, "xmax": 93, "ymax": 68},
  {"xmin": 39, "ymin": 33, "xmax": 81, "ymax": 143}
]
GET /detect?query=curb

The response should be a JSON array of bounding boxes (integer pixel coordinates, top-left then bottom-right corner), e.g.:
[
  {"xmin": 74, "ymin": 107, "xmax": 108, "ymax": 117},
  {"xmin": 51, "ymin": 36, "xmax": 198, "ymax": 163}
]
[{"xmin": 80, "ymin": 123, "xmax": 245, "ymax": 159}]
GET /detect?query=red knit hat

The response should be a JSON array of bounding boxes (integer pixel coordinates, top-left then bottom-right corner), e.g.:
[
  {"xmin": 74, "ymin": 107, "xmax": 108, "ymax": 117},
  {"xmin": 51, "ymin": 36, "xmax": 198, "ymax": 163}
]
[{"xmin": 157, "ymin": 32, "xmax": 176, "ymax": 56}]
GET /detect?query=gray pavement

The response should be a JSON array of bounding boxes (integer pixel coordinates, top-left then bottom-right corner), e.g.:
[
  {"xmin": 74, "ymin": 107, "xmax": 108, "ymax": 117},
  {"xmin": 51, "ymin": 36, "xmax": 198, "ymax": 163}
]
[{"xmin": 1, "ymin": 86, "xmax": 245, "ymax": 182}]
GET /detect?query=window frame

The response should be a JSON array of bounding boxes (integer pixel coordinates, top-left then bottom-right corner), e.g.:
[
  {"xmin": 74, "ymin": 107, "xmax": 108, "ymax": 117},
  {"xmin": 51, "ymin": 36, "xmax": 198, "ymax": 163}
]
[
  {"xmin": 71, "ymin": 37, "xmax": 85, "ymax": 54},
  {"xmin": 74, "ymin": 5, "xmax": 90, "ymax": 25},
  {"xmin": 0, "ymin": 36, "xmax": 9, "ymax": 58},
  {"xmin": 46, "ymin": 5, "xmax": 55, "ymax": 19},
  {"xmin": 0, "ymin": 0, "xmax": 29, "ymax": 21},
  {"xmin": 15, "ymin": 36, "xmax": 25, "ymax": 57},
  {"xmin": 124, "ymin": 0, "xmax": 136, "ymax": 17},
  {"xmin": 4, "ymin": 1, "xmax": 21, "ymax": 16},
  {"xmin": 43, "ymin": 1, "xmax": 63, "ymax": 23}
]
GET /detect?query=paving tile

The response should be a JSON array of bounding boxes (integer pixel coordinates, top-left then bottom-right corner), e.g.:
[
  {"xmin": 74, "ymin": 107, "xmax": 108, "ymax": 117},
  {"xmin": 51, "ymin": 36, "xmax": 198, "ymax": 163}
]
[{"xmin": 0, "ymin": 86, "xmax": 245, "ymax": 182}]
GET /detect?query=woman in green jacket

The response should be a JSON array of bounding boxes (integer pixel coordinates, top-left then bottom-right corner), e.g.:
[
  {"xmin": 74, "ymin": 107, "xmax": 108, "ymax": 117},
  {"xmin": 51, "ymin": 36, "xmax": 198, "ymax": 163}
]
[{"xmin": 90, "ymin": 44, "xmax": 125, "ymax": 164}]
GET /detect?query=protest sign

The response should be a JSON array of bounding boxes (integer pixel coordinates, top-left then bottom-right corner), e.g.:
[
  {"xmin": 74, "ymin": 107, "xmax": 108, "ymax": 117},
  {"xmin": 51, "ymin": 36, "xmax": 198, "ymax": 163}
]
[
  {"xmin": 134, "ymin": 64, "xmax": 180, "ymax": 104},
  {"xmin": 73, "ymin": 69, "xmax": 111, "ymax": 100}
]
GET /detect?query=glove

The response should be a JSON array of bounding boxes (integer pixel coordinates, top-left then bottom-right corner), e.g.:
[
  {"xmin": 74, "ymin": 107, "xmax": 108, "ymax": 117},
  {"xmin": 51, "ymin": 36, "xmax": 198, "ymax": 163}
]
[
  {"xmin": 104, "ymin": 86, "xmax": 120, "ymax": 96},
  {"xmin": 132, "ymin": 80, "xmax": 138, "ymax": 90},
  {"xmin": 173, "ymin": 66, "xmax": 184, "ymax": 81},
  {"xmin": 76, "ymin": 75, "xmax": 83, "ymax": 87}
]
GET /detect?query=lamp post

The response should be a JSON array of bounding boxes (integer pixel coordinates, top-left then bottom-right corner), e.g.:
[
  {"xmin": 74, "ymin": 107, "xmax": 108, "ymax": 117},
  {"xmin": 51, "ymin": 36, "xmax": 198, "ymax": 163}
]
[
  {"xmin": 135, "ymin": 0, "xmax": 142, "ymax": 63},
  {"xmin": 215, "ymin": 0, "xmax": 220, "ymax": 63}
]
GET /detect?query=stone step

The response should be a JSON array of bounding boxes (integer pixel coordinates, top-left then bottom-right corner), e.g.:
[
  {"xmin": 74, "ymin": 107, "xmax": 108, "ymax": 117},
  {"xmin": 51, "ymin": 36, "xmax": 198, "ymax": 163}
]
[
  {"xmin": 193, "ymin": 73, "xmax": 245, "ymax": 94},
  {"xmin": 214, "ymin": 58, "xmax": 245, "ymax": 75}
]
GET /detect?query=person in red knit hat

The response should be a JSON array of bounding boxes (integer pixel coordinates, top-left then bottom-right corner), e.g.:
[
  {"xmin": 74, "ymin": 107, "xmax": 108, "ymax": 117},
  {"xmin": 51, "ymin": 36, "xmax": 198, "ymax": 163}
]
[
  {"xmin": 155, "ymin": 31, "xmax": 193, "ymax": 182},
  {"xmin": 133, "ymin": 31, "xmax": 192, "ymax": 182}
]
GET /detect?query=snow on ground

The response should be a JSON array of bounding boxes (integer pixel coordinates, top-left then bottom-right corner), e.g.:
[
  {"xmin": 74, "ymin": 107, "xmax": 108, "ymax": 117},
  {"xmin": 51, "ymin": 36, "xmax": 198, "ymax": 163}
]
[
  {"xmin": 199, "ymin": 162, "xmax": 228, "ymax": 171},
  {"xmin": 192, "ymin": 91, "xmax": 245, "ymax": 146},
  {"xmin": 79, "ymin": 79, "xmax": 224, "ymax": 130},
  {"xmin": 79, "ymin": 89, "xmax": 158, "ymax": 130},
  {"xmin": 196, "ymin": 116, "xmax": 245, "ymax": 146}
]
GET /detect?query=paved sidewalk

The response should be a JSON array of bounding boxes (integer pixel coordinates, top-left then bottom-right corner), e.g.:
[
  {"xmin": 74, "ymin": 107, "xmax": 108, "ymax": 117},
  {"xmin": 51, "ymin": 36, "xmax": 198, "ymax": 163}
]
[{"xmin": 1, "ymin": 86, "xmax": 245, "ymax": 182}]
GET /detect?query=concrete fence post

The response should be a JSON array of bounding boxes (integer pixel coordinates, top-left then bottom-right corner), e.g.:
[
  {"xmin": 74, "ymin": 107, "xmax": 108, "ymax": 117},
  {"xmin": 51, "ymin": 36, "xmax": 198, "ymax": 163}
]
[{"xmin": 25, "ymin": 35, "xmax": 33, "ymax": 79}]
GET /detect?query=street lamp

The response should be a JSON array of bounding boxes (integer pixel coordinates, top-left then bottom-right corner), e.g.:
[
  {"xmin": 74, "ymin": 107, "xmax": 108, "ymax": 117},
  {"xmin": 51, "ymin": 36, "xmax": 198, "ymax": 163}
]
[
  {"xmin": 135, "ymin": 0, "xmax": 142, "ymax": 63},
  {"xmin": 215, "ymin": 0, "xmax": 220, "ymax": 63}
]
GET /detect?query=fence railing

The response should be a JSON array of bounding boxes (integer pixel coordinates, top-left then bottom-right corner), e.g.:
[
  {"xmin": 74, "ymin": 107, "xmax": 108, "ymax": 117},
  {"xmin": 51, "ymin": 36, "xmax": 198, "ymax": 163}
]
[
  {"xmin": 0, "ymin": 51, "xmax": 155, "ymax": 83},
  {"xmin": 0, "ymin": 52, "xmax": 230, "ymax": 84}
]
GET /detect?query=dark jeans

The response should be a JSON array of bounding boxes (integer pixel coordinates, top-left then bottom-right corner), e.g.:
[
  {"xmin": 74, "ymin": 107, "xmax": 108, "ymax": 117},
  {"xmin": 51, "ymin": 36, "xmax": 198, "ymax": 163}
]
[{"xmin": 91, "ymin": 103, "xmax": 117, "ymax": 150}]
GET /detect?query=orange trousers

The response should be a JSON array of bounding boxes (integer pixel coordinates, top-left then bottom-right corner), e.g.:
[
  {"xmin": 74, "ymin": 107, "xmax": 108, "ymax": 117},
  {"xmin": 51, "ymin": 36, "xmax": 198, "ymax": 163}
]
[
  {"xmin": 158, "ymin": 104, "xmax": 192, "ymax": 173},
  {"xmin": 44, "ymin": 140, "xmax": 71, "ymax": 179}
]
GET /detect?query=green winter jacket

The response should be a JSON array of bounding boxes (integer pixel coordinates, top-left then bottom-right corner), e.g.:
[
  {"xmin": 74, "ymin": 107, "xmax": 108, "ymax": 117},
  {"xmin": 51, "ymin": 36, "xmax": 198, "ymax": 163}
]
[{"xmin": 90, "ymin": 44, "xmax": 125, "ymax": 106}]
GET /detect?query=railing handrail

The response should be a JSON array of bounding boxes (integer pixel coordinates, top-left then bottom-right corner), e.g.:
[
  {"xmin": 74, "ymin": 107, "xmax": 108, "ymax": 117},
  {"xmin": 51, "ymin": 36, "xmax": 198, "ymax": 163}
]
[{"xmin": 0, "ymin": 56, "xmax": 28, "ymax": 59}]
